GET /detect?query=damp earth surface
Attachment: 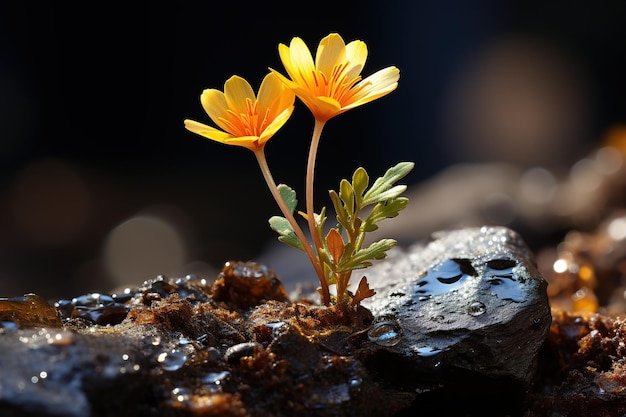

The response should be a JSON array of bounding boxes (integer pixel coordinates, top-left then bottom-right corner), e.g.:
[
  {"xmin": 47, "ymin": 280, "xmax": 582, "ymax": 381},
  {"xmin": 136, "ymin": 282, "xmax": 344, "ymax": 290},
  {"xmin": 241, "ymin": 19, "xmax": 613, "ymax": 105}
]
[{"xmin": 1, "ymin": 226, "xmax": 556, "ymax": 417}]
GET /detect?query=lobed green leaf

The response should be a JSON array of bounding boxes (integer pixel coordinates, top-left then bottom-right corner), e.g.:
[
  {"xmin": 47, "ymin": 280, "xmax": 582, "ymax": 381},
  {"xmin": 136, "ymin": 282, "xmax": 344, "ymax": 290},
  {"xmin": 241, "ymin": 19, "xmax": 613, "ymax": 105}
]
[
  {"xmin": 362, "ymin": 162, "xmax": 414, "ymax": 206},
  {"xmin": 277, "ymin": 184, "xmax": 298, "ymax": 214},
  {"xmin": 268, "ymin": 216, "xmax": 304, "ymax": 251},
  {"xmin": 337, "ymin": 238, "xmax": 397, "ymax": 272},
  {"xmin": 361, "ymin": 197, "xmax": 409, "ymax": 232}
]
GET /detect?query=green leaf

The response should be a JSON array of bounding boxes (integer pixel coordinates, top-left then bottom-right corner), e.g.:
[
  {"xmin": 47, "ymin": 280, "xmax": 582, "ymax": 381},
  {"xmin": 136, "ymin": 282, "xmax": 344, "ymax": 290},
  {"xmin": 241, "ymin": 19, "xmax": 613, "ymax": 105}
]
[
  {"xmin": 329, "ymin": 190, "xmax": 350, "ymax": 231},
  {"xmin": 361, "ymin": 197, "xmax": 409, "ymax": 232},
  {"xmin": 352, "ymin": 167, "xmax": 369, "ymax": 203},
  {"xmin": 314, "ymin": 206, "xmax": 327, "ymax": 232},
  {"xmin": 338, "ymin": 239, "xmax": 397, "ymax": 272},
  {"xmin": 362, "ymin": 162, "xmax": 414, "ymax": 206},
  {"xmin": 317, "ymin": 247, "xmax": 334, "ymax": 272},
  {"xmin": 268, "ymin": 216, "xmax": 304, "ymax": 251},
  {"xmin": 369, "ymin": 185, "xmax": 407, "ymax": 203},
  {"xmin": 339, "ymin": 179, "xmax": 355, "ymax": 217},
  {"xmin": 277, "ymin": 184, "xmax": 297, "ymax": 214}
]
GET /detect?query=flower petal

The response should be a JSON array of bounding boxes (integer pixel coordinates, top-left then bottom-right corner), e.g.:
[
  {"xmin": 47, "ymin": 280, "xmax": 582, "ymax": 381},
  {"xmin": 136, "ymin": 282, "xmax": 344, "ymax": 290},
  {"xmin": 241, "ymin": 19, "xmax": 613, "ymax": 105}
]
[
  {"xmin": 315, "ymin": 33, "xmax": 346, "ymax": 76},
  {"xmin": 223, "ymin": 75, "xmax": 256, "ymax": 115},
  {"xmin": 284, "ymin": 37, "xmax": 316, "ymax": 87},
  {"xmin": 344, "ymin": 66, "xmax": 400, "ymax": 109},
  {"xmin": 199, "ymin": 89, "xmax": 238, "ymax": 133},
  {"xmin": 223, "ymin": 135, "xmax": 261, "ymax": 150},
  {"xmin": 259, "ymin": 107, "xmax": 293, "ymax": 145},
  {"xmin": 275, "ymin": 34, "xmax": 399, "ymax": 122},
  {"xmin": 307, "ymin": 96, "xmax": 342, "ymax": 122},
  {"xmin": 344, "ymin": 40, "xmax": 367, "ymax": 77},
  {"xmin": 257, "ymin": 72, "xmax": 292, "ymax": 114},
  {"xmin": 200, "ymin": 89, "xmax": 227, "ymax": 121},
  {"xmin": 184, "ymin": 119, "xmax": 233, "ymax": 142}
]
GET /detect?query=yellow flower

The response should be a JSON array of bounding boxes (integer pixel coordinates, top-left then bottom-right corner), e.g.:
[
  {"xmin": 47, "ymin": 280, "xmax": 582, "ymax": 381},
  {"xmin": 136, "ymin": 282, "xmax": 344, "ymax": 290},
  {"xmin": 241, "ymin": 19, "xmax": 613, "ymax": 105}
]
[
  {"xmin": 184, "ymin": 73, "xmax": 295, "ymax": 151},
  {"xmin": 272, "ymin": 33, "xmax": 399, "ymax": 122}
]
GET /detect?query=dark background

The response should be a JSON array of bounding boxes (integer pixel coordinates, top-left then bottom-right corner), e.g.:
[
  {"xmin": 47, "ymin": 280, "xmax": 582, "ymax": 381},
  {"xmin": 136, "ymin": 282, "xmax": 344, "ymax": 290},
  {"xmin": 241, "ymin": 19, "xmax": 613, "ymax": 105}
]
[{"xmin": 1, "ymin": 1, "xmax": 625, "ymax": 299}]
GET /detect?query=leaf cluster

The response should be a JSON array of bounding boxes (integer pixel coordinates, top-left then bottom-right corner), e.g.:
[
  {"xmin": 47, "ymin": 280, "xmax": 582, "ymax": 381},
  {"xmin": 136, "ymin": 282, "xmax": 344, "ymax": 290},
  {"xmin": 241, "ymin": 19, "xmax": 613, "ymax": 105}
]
[{"xmin": 269, "ymin": 161, "xmax": 413, "ymax": 306}]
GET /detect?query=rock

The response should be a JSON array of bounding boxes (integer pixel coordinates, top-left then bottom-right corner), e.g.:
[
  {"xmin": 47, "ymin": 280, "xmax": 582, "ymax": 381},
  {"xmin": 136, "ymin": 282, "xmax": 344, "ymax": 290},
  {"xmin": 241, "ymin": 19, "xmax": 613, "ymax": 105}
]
[
  {"xmin": 0, "ymin": 294, "xmax": 62, "ymax": 328},
  {"xmin": 362, "ymin": 226, "xmax": 551, "ymax": 387},
  {"xmin": 211, "ymin": 260, "xmax": 290, "ymax": 309},
  {"xmin": 0, "ymin": 227, "xmax": 551, "ymax": 417},
  {"xmin": 0, "ymin": 326, "xmax": 161, "ymax": 417}
]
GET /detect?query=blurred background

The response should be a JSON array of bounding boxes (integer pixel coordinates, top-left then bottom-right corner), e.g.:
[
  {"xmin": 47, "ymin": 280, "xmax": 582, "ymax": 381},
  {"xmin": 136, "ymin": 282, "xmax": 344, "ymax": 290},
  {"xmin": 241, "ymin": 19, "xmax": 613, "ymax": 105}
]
[{"xmin": 1, "ymin": 1, "xmax": 625, "ymax": 299}]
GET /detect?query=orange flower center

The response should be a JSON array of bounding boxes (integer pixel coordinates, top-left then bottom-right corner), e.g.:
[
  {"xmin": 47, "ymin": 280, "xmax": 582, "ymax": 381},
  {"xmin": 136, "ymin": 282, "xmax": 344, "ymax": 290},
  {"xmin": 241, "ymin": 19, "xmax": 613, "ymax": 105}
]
[
  {"xmin": 220, "ymin": 98, "xmax": 271, "ymax": 137},
  {"xmin": 305, "ymin": 62, "xmax": 365, "ymax": 105}
]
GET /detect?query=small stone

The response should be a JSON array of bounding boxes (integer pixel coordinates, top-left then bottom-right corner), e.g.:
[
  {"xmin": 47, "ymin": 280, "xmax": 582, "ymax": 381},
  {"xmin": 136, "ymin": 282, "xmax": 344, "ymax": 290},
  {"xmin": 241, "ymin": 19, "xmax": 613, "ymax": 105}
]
[
  {"xmin": 0, "ymin": 294, "xmax": 62, "ymax": 328},
  {"xmin": 362, "ymin": 226, "xmax": 551, "ymax": 386},
  {"xmin": 211, "ymin": 261, "xmax": 289, "ymax": 309}
]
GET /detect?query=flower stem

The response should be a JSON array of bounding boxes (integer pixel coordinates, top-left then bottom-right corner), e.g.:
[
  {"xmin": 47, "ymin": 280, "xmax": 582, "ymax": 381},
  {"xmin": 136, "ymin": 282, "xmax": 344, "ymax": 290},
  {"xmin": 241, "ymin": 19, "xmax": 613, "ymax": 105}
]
[
  {"xmin": 254, "ymin": 148, "xmax": 330, "ymax": 304},
  {"xmin": 305, "ymin": 119, "xmax": 330, "ymax": 303}
]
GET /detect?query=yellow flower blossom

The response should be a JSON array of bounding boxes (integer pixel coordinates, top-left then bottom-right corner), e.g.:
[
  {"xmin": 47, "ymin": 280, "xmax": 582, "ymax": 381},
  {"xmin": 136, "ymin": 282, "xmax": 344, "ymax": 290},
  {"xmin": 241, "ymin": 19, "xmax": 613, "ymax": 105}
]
[
  {"xmin": 184, "ymin": 73, "xmax": 295, "ymax": 151},
  {"xmin": 272, "ymin": 33, "xmax": 399, "ymax": 122}
]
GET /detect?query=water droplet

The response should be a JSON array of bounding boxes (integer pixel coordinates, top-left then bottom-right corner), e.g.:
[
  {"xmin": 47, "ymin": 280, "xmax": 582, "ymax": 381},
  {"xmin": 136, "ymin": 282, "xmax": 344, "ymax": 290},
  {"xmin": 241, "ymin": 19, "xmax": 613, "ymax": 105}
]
[
  {"xmin": 318, "ymin": 384, "xmax": 351, "ymax": 404},
  {"xmin": 142, "ymin": 335, "xmax": 161, "ymax": 346},
  {"xmin": 178, "ymin": 336, "xmax": 193, "ymax": 345},
  {"xmin": 414, "ymin": 259, "xmax": 477, "ymax": 300},
  {"xmin": 171, "ymin": 387, "xmax": 192, "ymax": 402},
  {"xmin": 202, "ymin": 347, "xmax": 223, "ymax": 364},
  {"xmin": 157, "ymin": 349, "xmax": 187, "ymax": 371},
  {"xmin": 202, "ymin": 371, "xmax": 231, "ymax": 392},
  {"xmin": 485, "ymin": 260, "xmax": 524, "ymax": 302},
  {"xmin": 0, "ymin": 321, "xmax": 18, "ymax": 332},
  {"xmin": 264, "ymin": 321, "xmax": 287, "ymax": 338},
  {"xmin": 368, "ymin": 319, "xmax": 403, "ymax": 347},
  {"xmin": 224, "ymin": 342, "xmax": 261, "ymax": 363},
  {"xmin": 349, "ymin": 376, "xmax": 362, "ymax": 388},
  {"xmin": 48, "ymin": 330, "xmax": 75, "ymax": 346},
  {"xmin": 467, "ymin": 301, "xmax": 487, "ymax": 316},
  {"xmin": 71, "ymin": 293, "xmax": 115, "ymax": 308},
  {"xmin": 413, "ymin": 346, "xmax": 442, "ymax": 357}
]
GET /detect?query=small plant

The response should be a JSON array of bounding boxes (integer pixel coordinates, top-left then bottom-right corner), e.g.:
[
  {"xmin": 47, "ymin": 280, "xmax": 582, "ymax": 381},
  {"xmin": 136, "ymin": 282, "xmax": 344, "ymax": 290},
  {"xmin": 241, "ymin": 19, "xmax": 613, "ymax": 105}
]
[{"xmin": 184, "ymin": 33, "xmax": 413, "ymax": 310}]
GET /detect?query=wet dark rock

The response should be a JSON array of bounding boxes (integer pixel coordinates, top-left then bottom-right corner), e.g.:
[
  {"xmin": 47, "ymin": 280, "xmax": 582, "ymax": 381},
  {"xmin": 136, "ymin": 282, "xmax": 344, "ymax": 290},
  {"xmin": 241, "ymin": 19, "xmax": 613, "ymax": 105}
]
[
  {"xmin": 0, "ymin": 229, "xmax": 551, "ymax": 417},
  {"xmin": 0, "ymin": 327, "xmax": 159, "ymax": 417},
  {"xmin": 361, "ymin": 226, "xmax": 551, "ymax": 409}
]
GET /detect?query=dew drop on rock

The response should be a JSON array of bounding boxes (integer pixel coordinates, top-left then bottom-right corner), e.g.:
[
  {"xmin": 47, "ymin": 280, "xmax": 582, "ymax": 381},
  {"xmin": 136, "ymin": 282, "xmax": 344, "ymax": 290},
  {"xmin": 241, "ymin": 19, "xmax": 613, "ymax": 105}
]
[
  {"xmin": 348, "ymin": 376, "xmax": 363, "ymax": 395},
  {"xmin": 485, "ymin": 259, "xmax": 525, "ymax": 302},
  {"xmin": 414, "ymin": 259, "xmax": 477, "ymax": 301},
  {"xmin": 202, "ymin": 371, "xmax": 231, "ymax": 392},
  {"xmin": 367, "ymin": 320, "xmax": 403, "ymax": 347},
  {"xmin": 157, "ymin": 349, "xmax": 187, "ymax": 371},
  {"xmin": 204, "ymin": 347, "xmax": 223, "ymax": 364},
  {"xmin": 264, "ymin": 321, "xmax": 287, "ymax": 338},
  {"xmin": 224, "ymin": 342, "xmax": 261, "ymax": 364},
  {"xmin": 142, "ymin": 335, "xmax": 161, "ymax": 346},
  {"xmin": 317, "ymin": 384, "xmax": 351, "ymax": 404},
  {"xmin": 413, "ymin": 346, "xmax": 442, "ymax": 357},
  {"xmin": 171, "ymin": 387, "xmax": 192, "ymax": 402},
  {"xmin": 467, "ymin": 301, "xmax": 487, "ymax": 316},
  {"xmin": 0, "ymin": 321, "xmax": 18, "ymax": 332}
]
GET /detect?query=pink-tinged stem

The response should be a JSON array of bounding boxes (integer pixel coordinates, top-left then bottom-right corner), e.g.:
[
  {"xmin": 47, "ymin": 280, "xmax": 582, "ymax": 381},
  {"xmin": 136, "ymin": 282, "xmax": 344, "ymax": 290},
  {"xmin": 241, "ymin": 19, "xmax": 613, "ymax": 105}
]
[
  {"xmin": 305, "ymin": 119, "xmax": 330, "ymax": 304},
  {"xmin": 254, "ymin": 148, "xmax": 330, "ymax": 304}
]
